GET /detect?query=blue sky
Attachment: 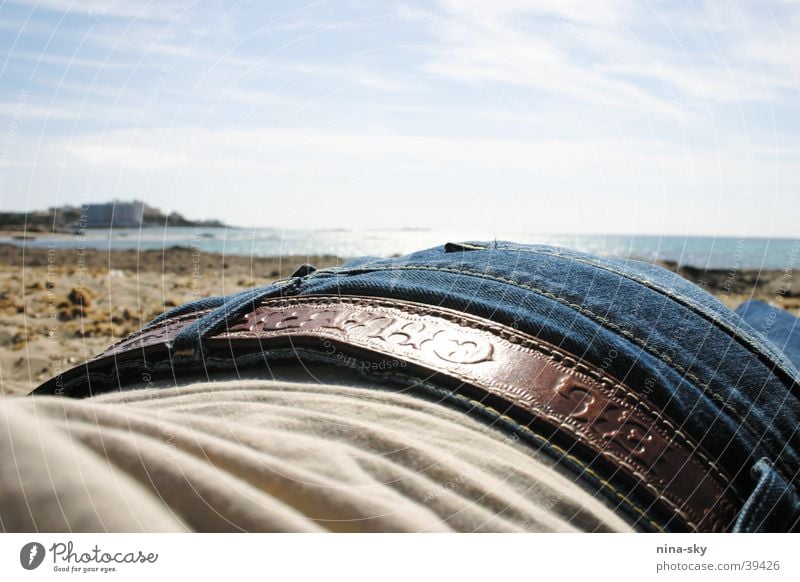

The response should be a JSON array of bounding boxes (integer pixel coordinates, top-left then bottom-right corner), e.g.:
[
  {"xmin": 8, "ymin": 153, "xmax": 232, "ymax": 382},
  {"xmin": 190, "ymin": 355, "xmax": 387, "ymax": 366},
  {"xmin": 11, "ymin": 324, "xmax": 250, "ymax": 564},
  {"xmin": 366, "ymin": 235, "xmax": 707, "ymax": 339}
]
[{"xmin": 0, "ymin": 0, "xmax": 798, "ymax": 236}]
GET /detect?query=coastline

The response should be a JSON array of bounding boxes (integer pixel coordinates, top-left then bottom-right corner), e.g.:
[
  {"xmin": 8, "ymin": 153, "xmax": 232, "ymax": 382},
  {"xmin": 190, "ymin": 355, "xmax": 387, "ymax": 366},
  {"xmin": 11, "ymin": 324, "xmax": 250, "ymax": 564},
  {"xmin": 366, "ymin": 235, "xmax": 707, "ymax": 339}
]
[{"xmin": 0, "ymin": 244, "xmax": 796, "ymax": 396}]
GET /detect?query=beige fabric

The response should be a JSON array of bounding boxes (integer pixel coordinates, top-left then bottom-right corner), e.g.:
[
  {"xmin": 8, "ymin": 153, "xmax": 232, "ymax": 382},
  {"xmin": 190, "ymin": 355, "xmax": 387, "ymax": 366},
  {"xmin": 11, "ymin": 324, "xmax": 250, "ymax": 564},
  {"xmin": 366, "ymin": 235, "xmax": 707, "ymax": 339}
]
[{"xmin": 0, "ymin": 377, "xmax": 633, "ymax": 532}]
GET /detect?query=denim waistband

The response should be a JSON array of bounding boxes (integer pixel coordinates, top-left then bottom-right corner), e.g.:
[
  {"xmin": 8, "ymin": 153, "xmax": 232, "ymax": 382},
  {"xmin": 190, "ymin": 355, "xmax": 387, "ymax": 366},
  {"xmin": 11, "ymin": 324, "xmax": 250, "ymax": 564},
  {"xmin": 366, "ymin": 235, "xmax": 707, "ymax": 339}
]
[{"xmin": 159, "ymin": 240, "xmax": 800, "ymax": 531}]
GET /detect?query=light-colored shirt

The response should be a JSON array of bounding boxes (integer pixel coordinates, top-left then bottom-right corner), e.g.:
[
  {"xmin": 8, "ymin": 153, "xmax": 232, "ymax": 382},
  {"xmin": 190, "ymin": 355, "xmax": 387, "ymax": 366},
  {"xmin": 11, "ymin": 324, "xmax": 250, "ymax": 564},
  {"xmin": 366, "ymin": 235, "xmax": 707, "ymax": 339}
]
[{"xmin": 0, "ymin": 368, "xmax": 633, "ymax": 532}]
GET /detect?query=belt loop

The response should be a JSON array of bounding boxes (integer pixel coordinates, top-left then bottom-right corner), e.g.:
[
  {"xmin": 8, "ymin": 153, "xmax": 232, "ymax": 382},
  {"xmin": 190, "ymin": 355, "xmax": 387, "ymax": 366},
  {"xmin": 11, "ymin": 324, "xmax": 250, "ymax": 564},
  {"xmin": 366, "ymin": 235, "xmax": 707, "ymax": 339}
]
[{"xmin": 169, "ymin": 278, "xmax": 301, "ymax": 360}]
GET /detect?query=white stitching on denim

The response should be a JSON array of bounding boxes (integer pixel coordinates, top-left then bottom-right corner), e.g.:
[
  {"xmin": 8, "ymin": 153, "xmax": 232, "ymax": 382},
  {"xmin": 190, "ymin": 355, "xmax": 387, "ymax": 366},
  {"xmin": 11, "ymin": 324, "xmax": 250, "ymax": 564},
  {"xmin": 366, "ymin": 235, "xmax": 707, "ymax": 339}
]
[
  {"xmin": 495, "ymin": 245, "xmax": 800, "ymax": 383},
  {"xmin": 176, "ymin": 280, "xmax": 302, "ymax": 352},
  {"xmin": 327, "ymin": 265, "xmax": 774, "ymax": 450}
]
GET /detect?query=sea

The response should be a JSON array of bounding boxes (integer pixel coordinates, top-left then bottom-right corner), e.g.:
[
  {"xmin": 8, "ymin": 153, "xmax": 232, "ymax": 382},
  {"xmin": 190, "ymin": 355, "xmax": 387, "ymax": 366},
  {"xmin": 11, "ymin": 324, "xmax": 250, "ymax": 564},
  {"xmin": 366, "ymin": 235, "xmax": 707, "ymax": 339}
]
[{"xmin": 2, "ymin": 227, "xmax": 799, "ymax": 270}]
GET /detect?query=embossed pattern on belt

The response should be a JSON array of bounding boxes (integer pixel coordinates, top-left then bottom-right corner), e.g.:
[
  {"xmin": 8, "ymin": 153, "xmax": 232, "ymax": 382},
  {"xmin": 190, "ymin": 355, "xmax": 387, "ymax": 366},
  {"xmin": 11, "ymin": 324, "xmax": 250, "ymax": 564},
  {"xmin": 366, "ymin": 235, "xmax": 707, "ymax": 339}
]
[{"xmin": 33, "ymin": 295, "xmax": 743, "ymax": 532}]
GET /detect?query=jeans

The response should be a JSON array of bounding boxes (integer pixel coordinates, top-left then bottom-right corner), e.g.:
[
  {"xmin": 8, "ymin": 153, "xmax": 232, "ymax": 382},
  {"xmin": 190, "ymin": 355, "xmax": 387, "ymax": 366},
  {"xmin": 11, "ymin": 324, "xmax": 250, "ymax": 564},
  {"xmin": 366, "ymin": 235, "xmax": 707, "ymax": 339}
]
[{"xmin": 146, "ymin": 240, "xmax": 800, "ymax": 532}]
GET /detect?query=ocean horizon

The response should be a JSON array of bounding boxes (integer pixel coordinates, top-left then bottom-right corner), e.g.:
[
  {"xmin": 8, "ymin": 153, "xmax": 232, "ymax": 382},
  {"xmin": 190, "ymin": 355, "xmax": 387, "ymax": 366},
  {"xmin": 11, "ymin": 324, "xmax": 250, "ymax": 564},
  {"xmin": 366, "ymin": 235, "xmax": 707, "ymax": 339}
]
[{"xmin": 1, "ymin": 226, "xmax": 798, "ymax": 270}]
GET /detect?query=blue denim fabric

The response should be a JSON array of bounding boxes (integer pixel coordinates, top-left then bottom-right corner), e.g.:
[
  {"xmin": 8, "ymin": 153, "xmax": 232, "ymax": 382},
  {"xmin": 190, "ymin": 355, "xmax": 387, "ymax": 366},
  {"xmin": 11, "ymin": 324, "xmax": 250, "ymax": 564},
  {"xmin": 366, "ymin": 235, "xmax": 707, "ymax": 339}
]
[
  {"xmin": 163, "ymin": 241, "xmax": 800, "ymax": 532},
  {"xmin": 735, "ymin": 300, "xmax": 800, "ymax": 370}
]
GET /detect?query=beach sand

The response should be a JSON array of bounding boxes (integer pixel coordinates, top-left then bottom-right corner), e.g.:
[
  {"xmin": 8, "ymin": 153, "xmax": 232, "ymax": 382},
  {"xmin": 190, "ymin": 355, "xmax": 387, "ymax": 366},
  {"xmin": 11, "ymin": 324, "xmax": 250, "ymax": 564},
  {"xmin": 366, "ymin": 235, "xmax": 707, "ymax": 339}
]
[{"xmin": 0, "ymin": 243, "xmax": 796, "ymax": 396}]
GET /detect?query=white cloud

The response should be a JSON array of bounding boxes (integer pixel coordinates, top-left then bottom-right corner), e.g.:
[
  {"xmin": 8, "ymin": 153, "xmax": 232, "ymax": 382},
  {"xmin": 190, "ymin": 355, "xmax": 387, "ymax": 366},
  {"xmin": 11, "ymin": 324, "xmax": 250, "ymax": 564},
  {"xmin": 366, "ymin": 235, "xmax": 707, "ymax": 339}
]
[{"xmin": 417, "ymin": 0, "xmax": 800, "ymax": 117}]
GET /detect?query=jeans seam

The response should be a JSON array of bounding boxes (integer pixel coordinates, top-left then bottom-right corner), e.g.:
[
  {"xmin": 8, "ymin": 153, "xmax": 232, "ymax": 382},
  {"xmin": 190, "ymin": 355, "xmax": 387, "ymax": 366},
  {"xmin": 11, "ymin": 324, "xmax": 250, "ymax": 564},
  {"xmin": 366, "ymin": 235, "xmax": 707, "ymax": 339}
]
[
  {"xmin": 143, "ymin": 296, "xmax": 227, "ymax": 329},
  {"xmin": 753, "ymin": 483, "xmax": 783, "ymax": 531},
  {"xmin": 738, "ymin": 463, "xmax": 783, "ymax": 531},
  {"xmin": 173, "ymin": 279, "xmax": 301, "ymax": 355},
  {"xmin": 495, "ymin": 245, "xmax": 799, "ymax": 385},
  {"xmin": 330, "ymin": 264, "xmax": 752, "ymax": 426}
]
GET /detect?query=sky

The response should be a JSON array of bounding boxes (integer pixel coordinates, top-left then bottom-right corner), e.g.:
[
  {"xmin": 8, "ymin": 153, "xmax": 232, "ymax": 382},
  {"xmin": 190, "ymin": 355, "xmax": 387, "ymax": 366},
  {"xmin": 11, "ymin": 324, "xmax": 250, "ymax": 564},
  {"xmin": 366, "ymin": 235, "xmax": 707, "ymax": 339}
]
[{"xmin": 0, "ymin": 0, "xmax": 798, "ymax": 236}]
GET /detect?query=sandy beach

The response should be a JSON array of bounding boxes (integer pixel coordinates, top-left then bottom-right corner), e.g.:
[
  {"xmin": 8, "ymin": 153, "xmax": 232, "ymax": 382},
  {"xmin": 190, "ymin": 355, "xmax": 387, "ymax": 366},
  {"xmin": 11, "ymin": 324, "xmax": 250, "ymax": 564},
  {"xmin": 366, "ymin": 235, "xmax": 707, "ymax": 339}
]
[
  {"xmin": 0, "ymin": 243, "xmax": 796, "ymax": 396},
  {"xmin": 0, "ymin": 244, "xmax": 340, "ymax": 395}
]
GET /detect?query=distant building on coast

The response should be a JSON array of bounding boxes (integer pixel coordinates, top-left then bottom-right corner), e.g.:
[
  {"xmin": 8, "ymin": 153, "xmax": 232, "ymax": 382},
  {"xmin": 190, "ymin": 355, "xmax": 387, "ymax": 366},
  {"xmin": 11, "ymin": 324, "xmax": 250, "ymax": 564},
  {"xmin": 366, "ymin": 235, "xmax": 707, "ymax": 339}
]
[
  {"xmin": 85, "ymin": 200, "xmax": 145, "ymax": 228},
  {"xmin": 0, "ymin": 200, "xmax": 227, "ymax": 232}
]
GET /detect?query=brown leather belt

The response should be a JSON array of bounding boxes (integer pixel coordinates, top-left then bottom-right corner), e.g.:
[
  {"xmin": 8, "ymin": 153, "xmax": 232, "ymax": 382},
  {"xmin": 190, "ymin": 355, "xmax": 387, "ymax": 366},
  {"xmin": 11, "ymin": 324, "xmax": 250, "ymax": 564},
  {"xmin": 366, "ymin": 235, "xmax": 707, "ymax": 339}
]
[{"xmin": 33, "ymin": 295, "xmax": 742, "ymax": 532}]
